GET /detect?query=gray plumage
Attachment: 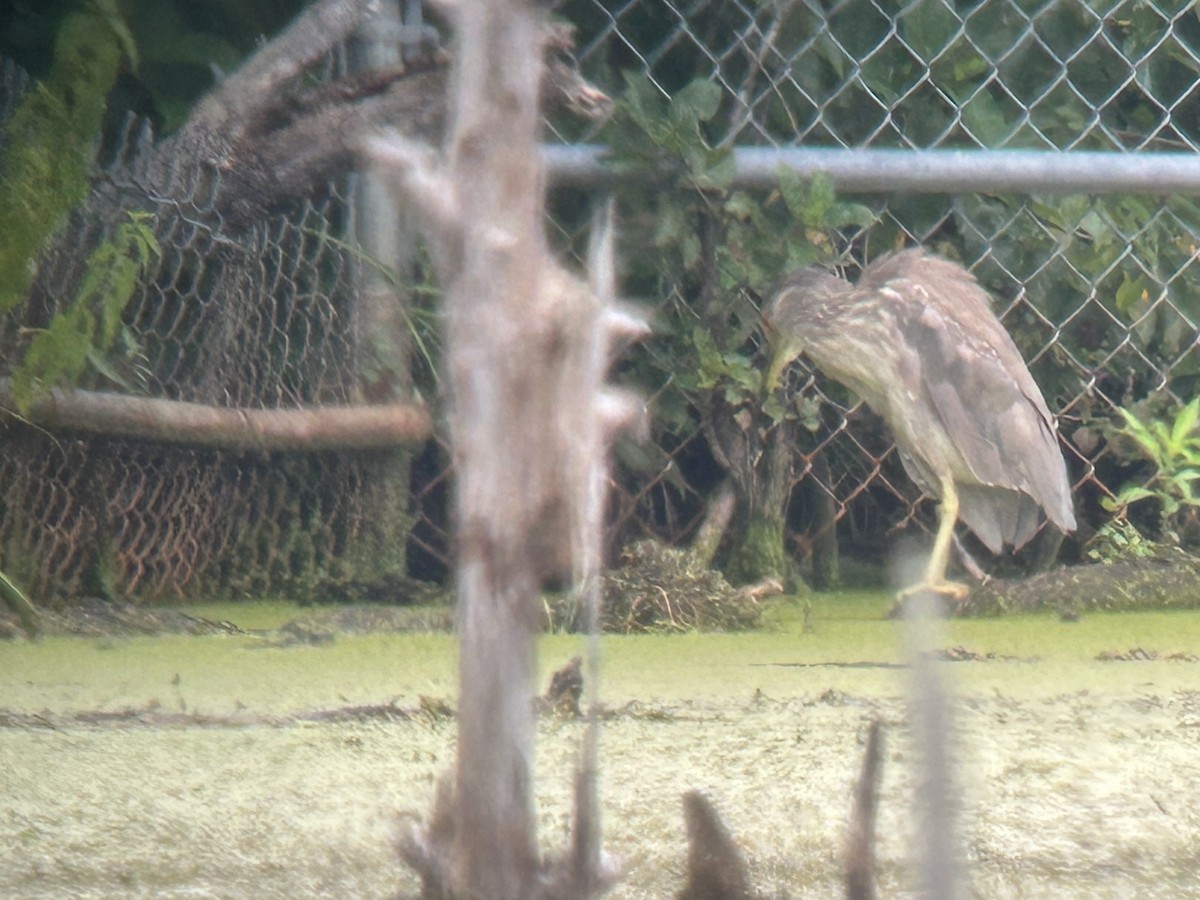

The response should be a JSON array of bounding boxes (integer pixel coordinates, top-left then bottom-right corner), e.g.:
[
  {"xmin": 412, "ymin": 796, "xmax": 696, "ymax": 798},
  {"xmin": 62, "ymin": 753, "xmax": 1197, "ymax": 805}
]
[{"xmin": 766, "ymin": 248, "xmax": 1076, "ymax": 554}]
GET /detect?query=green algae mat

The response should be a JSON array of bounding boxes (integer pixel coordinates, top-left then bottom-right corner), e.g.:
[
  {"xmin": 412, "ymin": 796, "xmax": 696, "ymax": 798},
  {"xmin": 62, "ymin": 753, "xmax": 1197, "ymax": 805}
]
[{"xmin": 1, "ymin": 594, "xmax": 1198, "ymax": 897}]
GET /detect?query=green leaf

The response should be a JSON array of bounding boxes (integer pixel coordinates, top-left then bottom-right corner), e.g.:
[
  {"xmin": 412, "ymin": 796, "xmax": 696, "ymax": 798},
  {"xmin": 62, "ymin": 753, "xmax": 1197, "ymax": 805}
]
[
  {"xmin": 618, "ymin": 72, "xmax": 671, "ymax": 146},
  {"xmin": 672, "ymin": 79, "xmax": 723, "ymax": 125},
  {"xmin": 828, "ymin": 200, "xmax": 878, "ymax": 230},
  {"xmin": 654, "ymin": 201, "xmax": 688, "ymax": 247},
  {"xmin": 86, "ymin": 347, "xmax": 135, "ymax": 391},
  {"xmin": 1116, "ymin": 406, "xmax": 1162, "ymax": 461},
  {"xmin": 961, "ymin": 93, "xmax": 1010, "ymax": 146},
  {"xmin": 691, "ymin": 147, "xmax": 736, "ymax": 189},
  {"xmin": 785, "ymin": 242, "xmax": 823, "ymax": 270},
  {"xmin": 1170, "ymin": 397, "xmax": 1200, "ymax": 447},
  {"xmin": 802, "ymin": 173, "xmax": 836, "ymax": 225},
  {"xmin": 722, "ymin": 351, "xmax": 762, "ymax": 396},
  {"xmin": 11, "ymin": 210, "xmax": 159, "ymax": 414},
  {"xmin": 901, "ymin": 0, "xmax": 959, "ymax": 64},
  {"xmin": 724, "ymin": 191, "xmax": 764, "ymax": 224},
  {"xmin": 778, "ymin": 167, "xmax": 809, "ymax": 220},
  {"xmin": 794, "ymin": 395, "xmax": 824, "ymax": 432},
  {"xmin": 90, "ymin": 0, "xmax": 139, "ymax": 69},
  {"xmin": 691, "ymin": 326, "xmax": 724, "ymax": 390},
  {"xmin": 1102, "ymin": 486, "xmax": 1156, "ymax": 510},
  {"xmin": 1114, "ymin": 273, "xmax": 1149, "ymax": 318},
  {"xmin": 1151, "ymin": 420, "xmax": 1173, "ymax": 453},
  {"xmin": 763, "ymin": 392, "xmax": 788, "ymax": 424},
  {"xmin": 1075, "ymin": 209, "xmax": 1112, "ymax": 246}
]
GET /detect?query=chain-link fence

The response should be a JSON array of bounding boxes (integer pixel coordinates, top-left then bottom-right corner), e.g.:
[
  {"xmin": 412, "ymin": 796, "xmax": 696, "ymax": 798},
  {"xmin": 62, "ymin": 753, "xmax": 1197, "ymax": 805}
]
[
  {"xmin": 4, "ymin": 0, "xmax": 1200, "ymax": 604},
  {"xmin": 0, "ymin": 48, "xmax": 422, "ymax": 604},
  {"xmin": 555, "ymin": 0, "xmax": 1200, "ymax": 577}
]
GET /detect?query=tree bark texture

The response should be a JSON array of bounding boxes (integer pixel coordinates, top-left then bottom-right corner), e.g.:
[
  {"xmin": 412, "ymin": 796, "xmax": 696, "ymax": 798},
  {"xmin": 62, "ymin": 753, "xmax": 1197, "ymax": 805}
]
[
  {"xmin": 366, "ymin": 2, "xmax": 633, "ymax": 896},
  {"xmin": 103, "ymin": 0, "xmax": 606, "ymax": 234},
  {"xmin": 705, "ymin": 402, "xmax": 795, "ymax": 584},
  {"xmin": 443, "ymin": 8, "xmax": 549, "ymax": 893}
]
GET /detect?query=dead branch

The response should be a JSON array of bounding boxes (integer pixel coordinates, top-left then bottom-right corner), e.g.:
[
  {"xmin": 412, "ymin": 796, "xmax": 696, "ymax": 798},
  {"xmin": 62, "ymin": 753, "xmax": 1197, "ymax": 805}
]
[
  {"xmin": 399, "ymin": 775, "xmax": 458, "ymax": 897},
  {"xmin": 539, "ymin": 725, "xmax": 622, "ymax": 900},
  {"xmin": 678, "ymin": 791, "xmax": 755, "ymax": 900},
  {"xmin": 367, "ymin": 1, "xmax": 632, "ymax": 897},
  {"xmin": 845, "ymin": 720, "xmax": 883, "ymax": 900},
  {"xmin": 187, "ymin": 0, "xmax": 379, "ymax": 137},
  {"xmin": 123, "ymin": 1, "xmax": 610, "ymax": 230},
  {"xmin": 690, "ymin": 479, "xmax": 737, "ymax": 569},
  {"xmin": 0, "ymin": 381, "xmax": 431, "ymax": 450},
  {"xmin": 144, "ymin": 0, "xmax": 448, "ymax": 228}
]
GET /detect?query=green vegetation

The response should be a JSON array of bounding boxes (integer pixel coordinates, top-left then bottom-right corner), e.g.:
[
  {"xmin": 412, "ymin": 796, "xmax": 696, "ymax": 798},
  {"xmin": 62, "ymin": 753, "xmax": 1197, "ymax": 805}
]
[
  {"xmin": 3, "ymin": 597, "xmax": 1198, "ymax": 711},
  {"xmin": 1105, "ymin": 396, "xmax": 1200, "ymax": 532},
  {"xmin": 11, "ymin": 210, "xmax": 159, "ymax": 411},
  {"xmin": 0, "ymin": 0, "xmax": 132, "ymax": 310},
  {"xmin": 1, "ymin": 601, "xmax": 1197, "ymax": 896},
  {"xmin": 605, "ymin": 73, "xmax": 875, "ymax": 585}
]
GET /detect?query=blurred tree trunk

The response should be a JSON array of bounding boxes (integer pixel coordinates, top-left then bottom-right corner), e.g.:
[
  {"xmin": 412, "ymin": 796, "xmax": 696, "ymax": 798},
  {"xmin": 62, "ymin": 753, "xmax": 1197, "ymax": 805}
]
[
  {"xmin": 693, "ymin": 211, "xmax": 793, "ymax": 586},
  {"xmin": 803, "ymin": 453, "xmax": 840, "ymax": 590},
  {"xmin": 713, "ymin": 413, "xmax": 793, "ymax": 585},
  {"xmin": 368, "ymin": 1, "xmax": 628, "ymax": 896}
]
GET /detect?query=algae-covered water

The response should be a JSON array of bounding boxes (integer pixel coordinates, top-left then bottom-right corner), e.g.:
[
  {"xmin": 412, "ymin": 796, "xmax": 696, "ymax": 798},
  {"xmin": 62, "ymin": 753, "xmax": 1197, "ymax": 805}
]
[{"xmin": 1, "ymin": 593, "xmax": 1198, "ymax": 897}]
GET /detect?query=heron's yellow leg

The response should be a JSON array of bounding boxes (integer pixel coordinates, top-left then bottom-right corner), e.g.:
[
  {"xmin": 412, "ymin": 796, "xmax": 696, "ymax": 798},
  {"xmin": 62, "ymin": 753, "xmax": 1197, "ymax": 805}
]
[{"xmin": 898, "ymin": 475, "xmax": 970, "ymax": 603}]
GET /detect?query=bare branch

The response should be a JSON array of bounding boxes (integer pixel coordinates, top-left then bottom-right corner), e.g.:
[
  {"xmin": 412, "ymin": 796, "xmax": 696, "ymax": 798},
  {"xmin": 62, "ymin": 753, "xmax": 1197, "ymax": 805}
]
[
  {"xmin": 845, "ymin": 720, "xmax": 883, "ymax": 900},
  {"xmin": 362, "ymin": 129, "xmax": 461, "ymax": 235},
  {"xmin": 187, "ymin": 0, "xmax": 382, "ymax": 138},
  {"xmin": 678, "ymin": 791, "xmax": 755, "ymax": 900}
]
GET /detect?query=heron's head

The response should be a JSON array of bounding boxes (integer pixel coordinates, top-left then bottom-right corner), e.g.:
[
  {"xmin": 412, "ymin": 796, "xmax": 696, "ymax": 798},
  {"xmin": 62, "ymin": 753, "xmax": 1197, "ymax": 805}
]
[{"xmin": 763, "ymin": 267, "xmax": 850, "ymax": 392}]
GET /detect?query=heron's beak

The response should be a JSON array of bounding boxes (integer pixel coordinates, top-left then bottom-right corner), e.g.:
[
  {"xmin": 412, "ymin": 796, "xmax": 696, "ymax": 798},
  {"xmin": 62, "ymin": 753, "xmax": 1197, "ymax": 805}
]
[{"xmin": 764, "ymin": 338, "xmax": 800, "ymax": 394}]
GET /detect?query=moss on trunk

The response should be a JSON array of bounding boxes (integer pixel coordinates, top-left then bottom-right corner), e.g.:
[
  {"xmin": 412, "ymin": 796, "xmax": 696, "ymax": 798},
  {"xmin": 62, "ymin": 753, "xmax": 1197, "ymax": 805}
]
[{"xmin": 725, "ymin": 514, "xmax": 788, "ymax": 586}]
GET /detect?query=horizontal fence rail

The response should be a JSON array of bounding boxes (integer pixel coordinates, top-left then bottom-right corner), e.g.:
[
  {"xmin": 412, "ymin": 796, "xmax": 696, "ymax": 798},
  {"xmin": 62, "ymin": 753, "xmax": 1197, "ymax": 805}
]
[{"xmin": 545, "ymin": 145, "xmax": 1200, "ymax": 194}]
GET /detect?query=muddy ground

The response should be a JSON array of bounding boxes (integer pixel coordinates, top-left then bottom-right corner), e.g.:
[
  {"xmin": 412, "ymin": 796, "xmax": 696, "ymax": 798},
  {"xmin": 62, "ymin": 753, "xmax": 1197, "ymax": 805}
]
[{"xmin": 1, "ymin": 596, "xmax": 1198, "ymax": 898}]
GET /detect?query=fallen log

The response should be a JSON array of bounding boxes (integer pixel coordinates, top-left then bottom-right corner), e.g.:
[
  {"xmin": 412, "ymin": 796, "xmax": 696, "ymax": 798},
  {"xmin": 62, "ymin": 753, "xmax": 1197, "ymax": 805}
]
[
  {"xmin": 0, "ymin": 379, "xmax": 431, "ymax": 450},
  {"xmin": 960, "ymin": 548, "xmax": 1200, "ymax": 616}
]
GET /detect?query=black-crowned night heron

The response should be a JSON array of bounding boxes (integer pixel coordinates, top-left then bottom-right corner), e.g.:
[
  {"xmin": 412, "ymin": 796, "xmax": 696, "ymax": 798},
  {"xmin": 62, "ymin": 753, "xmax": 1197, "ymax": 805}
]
[{"xmin": 765, "ymin": 248, "xmax": 1076, "ymax": 600}]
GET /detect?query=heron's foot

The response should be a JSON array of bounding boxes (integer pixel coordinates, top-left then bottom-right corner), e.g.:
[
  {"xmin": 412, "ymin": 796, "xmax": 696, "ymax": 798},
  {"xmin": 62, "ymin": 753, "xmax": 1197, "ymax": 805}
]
[
  {"xmin": 888, "ymin": 580, "xmax": 970, "ymax": 618},
  {"xmin": 898, "ymin": 579, "xmax": 970, "ymax": 602}
]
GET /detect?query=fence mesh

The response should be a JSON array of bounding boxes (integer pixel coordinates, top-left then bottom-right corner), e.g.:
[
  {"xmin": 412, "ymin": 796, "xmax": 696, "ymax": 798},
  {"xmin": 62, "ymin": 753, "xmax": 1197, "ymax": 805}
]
[
  {"xmin": 4, "ymin": 0, "xmax": 1200, "ymax": 604},
  {"xmin": 560, "ymin": 0, "xmax": 1200, "ymax": 573},
  {"xmin": 0, "ymin": 53, "xmax": 419, "ymax": 604}
]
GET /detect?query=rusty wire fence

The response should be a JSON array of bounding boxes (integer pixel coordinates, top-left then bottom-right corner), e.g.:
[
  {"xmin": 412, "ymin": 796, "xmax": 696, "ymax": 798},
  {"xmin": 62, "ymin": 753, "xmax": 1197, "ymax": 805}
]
[
  {"xmin": 4, "ymin": 0, "xmax": 1200, "ymax": 603},
  {"xmin": 0, "ymin": 52, "xmax": 423, "ymax": 604}
]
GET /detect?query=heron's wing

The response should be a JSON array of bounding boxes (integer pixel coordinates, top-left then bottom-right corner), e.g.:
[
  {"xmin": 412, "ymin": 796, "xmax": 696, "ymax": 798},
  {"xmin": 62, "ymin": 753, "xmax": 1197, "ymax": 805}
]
[
  {"xmin": 956, "ymin": 484, "xmax": 1046, "ymax": 554},
  {"xmin": 898, "ymin": 450, "xmax": 1040, "ymax": 554},
  {"xmin": 872, "ymin": 259, "xmax": 1076, "ymax": 548}
]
